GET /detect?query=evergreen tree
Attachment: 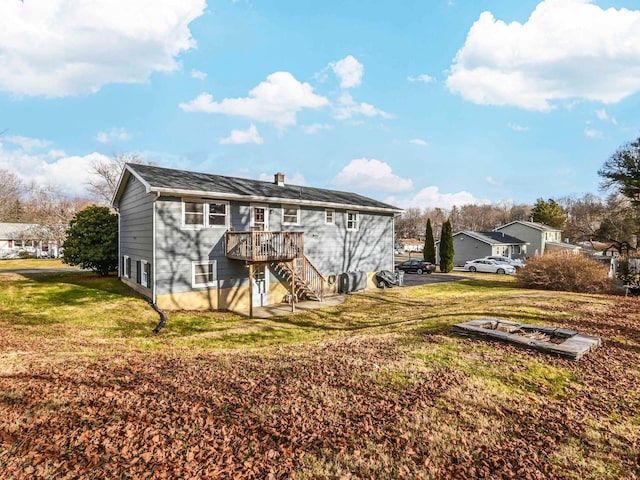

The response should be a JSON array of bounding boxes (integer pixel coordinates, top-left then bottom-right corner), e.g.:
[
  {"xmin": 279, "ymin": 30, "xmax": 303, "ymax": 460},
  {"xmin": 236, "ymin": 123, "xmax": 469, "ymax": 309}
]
[
  {"xmin": 439, "ymin": 219, "xmax": 454, "ymax": 273},
  {"xmin": 423, "ymin": 218, "xmax": 436, "ymax": 263},
  {"xmin": 531, "ymin": 198, "xmax": 566, "ymax": 229},
  {"xmin": 62, "ymin": 206, "xmax": 118, "ymax": 276},
  {"xmin": 598, "ymin": 136, "xmax": 640, "ymax": 209}
]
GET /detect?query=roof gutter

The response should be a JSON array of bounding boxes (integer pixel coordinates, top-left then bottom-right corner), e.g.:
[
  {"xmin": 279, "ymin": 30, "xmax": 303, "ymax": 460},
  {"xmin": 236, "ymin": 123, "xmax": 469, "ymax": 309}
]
[{"xmin": 147, "ymin": 186, "xmax": 404, "ymax": 214}]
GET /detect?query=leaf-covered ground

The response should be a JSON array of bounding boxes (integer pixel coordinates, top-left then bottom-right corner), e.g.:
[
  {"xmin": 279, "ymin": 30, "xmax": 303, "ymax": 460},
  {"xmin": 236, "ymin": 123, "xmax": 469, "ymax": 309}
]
[{"xmin": 1, "ymin": 272, "xmax": 639, "ymax": 479}]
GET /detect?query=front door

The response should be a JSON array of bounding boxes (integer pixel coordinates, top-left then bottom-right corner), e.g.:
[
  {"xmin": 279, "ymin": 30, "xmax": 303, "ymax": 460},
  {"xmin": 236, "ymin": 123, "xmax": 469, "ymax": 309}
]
[{"xmin": 252, "ymin": 265, "xmax": 270, "ymax": 307}]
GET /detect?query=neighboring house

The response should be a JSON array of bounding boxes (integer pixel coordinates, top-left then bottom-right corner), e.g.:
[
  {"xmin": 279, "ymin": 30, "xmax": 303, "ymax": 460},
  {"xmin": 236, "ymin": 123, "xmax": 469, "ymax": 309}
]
[
  {"xmin": 495, "ymin": 221, "xmax": 580, "ymax": 256},
  {"xmin": 0, "ymin": 223, "xmax": 62, "ymax": 259},
  {"xmin": 440, "ymin": 231, "xmax": 529, "ymax": 266},
  {"xmin": 398, "ymin": 238, "xmax": 423, "ymax": 252},
  {"xmin": 112, "ymin": 164, "xmax": 402, "ymax": 313}
]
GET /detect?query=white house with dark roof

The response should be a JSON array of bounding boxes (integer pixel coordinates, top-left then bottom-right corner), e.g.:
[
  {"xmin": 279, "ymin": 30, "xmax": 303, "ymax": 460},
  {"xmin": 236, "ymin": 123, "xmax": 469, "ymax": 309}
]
[
  {"xmin": 0, "ymin": 222, "xmax": 62, "ymax": 259},
  {"xmin": 112, "ymin": 163, "xmax": 402, "ymax": 313}
]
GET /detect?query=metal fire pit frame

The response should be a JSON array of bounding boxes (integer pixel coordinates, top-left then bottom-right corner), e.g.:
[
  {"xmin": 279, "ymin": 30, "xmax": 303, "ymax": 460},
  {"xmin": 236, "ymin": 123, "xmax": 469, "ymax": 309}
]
[{"xmin": 451, "ymin": 318, "xmax": 602, "ymax": 360}]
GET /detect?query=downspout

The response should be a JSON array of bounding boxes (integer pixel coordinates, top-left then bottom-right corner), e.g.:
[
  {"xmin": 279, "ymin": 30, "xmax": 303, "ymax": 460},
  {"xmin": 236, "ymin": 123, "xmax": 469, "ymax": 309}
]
[
  {"xmin": 151, "ymin": 192, "xmax": 167, "ymax": 334},
  {"xmin": 116, "ymin": 208, "xmax": 121, "ymax": 279}
]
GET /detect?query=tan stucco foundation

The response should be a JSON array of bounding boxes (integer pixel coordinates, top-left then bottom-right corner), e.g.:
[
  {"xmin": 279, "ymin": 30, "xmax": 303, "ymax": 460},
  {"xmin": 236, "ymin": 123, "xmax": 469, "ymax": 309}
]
[{"xmin": 155, "ymin": 271, "xmax": 377, "ymax": 312}]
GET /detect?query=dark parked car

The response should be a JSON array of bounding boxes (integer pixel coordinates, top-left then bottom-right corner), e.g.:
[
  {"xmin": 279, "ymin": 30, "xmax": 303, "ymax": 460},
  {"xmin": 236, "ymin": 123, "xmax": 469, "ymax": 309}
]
[{"xmin": 395, "ymin": 259, "xmax": 436, "ymax": 275}]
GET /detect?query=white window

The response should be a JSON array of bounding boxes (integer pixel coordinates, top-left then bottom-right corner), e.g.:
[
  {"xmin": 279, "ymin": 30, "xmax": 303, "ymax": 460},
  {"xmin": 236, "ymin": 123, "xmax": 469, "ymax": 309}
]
[
  {"xmin": 325, "ymin": 209, "xmax": 334, "ymax": 224},
  {"xmin": 192, "ymin": 261, "xmax": 217, "ymax": 287},
  {"xmin": 183, "ymin": 200, "xmax": 229, "ymax": 228},
  {"xmin": 141, "ymin": 260, "xmax": 149, "ymax": 288},
  {"xmin": 123, "ymin": 255, "xmax": 131, "ymax": 278},
  {"xmin": 346, "ymin": 211, "xmax": 359, "ymax": 231},
  {"xmin": 282, "ymin": 206, "xmax": 300, "ymax": 225}
]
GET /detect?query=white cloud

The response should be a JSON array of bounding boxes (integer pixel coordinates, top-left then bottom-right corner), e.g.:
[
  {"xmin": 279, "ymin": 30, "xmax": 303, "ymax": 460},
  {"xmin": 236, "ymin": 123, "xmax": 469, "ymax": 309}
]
[
  {"xmin": 334, "ymin": 93, "xmax": 393, "ymax": 121},
  {"xmin": 301, "ymin": 123, "xmax": 333, "ymax": 134},
  {"xmin": 258, "ymin": 172, "xmax": 305, "ymax": 185},
  {"xmin": 387, "ymin": 186, "xmax": 491, "ymax": 210},
  {"xmin": 446, "ymin": 0, "xmax": 640, "ymax": 111},
  {"xmin": 330, "ymin": 55, "xmax": 364, "ymax": 89},
  {"xmin": 191, "ymin": 69, "xmax": 208, "ymax": 80},
  {"xmin": 595, "ymin": 108, "xmax": 618, "ymax": 125},
  {"xmin": 219, "ymin": 124, "xmax": 264, "ymax": 145},
  {"xmin": 507, "ymin": 122, "xmax": 529, "ymax": 132},
  {"xmin": 179, "ymin": 72, "xmax": 329, "ymax": 128},
  {"xmin": 407, "ymin": 74, "xmax": 434, "ymax": 83},
  {"xmin": 333, "ymin": 158, "xmax": 412, "ymax": 193},
  {"xmin": 3, "ymin": 135, "xmax": 52, "ymax": 152},
  {"xmin": 96, "ymin": 128, "xmax": 130, "ymax": 143},
  {"xmin": 0, "ymin": 140, "xmax": 106, "ymax": 197},
  {"xmin": 409, "ymin": 138, "xmax": 428, "ymax": 146},
  {"xmin": 584, "ymin": 128, "xmax": 603, "ymax": 138},
  {"xmin": 0, "ymin": 0, "xmax": 206, "ymax": 97}
]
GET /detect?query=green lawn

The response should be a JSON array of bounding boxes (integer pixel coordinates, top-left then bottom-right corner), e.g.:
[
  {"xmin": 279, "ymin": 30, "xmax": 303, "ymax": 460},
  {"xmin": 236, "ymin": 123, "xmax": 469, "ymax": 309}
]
[
  {"xmin": 1, "ymin": 270, "xmax": 639, "ymax": 478},
  {"xmin": 0, "ymin": 258, "xmax": 68, "ymax": 270}
]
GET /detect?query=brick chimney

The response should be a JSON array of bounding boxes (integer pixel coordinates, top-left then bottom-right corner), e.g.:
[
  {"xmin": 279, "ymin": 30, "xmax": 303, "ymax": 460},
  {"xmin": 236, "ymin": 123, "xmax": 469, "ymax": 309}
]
[{"xmin": 274, "ymin": 172, "xmax": 285, "ymax": 186}]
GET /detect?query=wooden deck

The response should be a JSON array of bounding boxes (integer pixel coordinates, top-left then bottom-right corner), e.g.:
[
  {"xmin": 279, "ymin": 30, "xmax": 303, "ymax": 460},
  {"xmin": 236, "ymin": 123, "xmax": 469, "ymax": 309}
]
[{"xmin": 225, "ymin": 231, "xmax": 304, "ymax": 262}]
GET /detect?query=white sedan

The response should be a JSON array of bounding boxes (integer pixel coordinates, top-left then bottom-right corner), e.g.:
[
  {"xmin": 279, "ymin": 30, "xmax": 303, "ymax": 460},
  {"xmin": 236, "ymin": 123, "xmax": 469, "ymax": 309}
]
[
  {"xmin": 463, "ymin": 258, "xmax": 517, "ymax": 275},
  {"xmin": 483, "ymin": 255, "xmax": 525, "ymax": 269}
]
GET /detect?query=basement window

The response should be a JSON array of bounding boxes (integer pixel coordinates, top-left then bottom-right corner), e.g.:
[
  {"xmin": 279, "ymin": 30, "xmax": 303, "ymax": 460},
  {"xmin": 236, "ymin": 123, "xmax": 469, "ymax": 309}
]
[{"xmin": 193, "ymin": 261, "xmax": 217, "ymax": 288}]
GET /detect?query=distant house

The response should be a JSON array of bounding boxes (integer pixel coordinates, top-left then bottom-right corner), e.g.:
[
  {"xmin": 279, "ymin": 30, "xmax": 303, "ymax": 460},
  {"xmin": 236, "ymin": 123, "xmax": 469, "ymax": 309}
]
[
  {"xmin": 0, "ymin": 223, "xmax": 62, "ymax": 259},
  {"xmin": 495, "ymin": 220, "xmax": 580, "ymax": 256},
  {"xmin": 446, "ymin": 231, "xmax": 529, "ymax": 266},
  {"xmin": 398, "ymin": 238, "xmax": 423, "ymax": 253},
  {"xmin": 112, "ymin": 164, "xmax": 402, "ymax": 313}
]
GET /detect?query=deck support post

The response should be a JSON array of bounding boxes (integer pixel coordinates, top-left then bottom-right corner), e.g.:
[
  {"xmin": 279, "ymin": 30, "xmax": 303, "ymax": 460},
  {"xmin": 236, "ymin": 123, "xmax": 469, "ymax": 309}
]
[
  {"xmin": 290, "ymin": 260, "xmax": 295, "ymax": 313},
  {"xmin": 249, "ymin": 263, "xmax": 254, "ymax": 318}
]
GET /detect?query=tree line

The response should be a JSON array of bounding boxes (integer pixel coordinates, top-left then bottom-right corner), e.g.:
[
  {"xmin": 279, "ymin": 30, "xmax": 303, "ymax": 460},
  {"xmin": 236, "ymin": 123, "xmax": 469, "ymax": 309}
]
[{"xmin": 397, "ymin": 135, "xmax": 640, "ymax": 253}]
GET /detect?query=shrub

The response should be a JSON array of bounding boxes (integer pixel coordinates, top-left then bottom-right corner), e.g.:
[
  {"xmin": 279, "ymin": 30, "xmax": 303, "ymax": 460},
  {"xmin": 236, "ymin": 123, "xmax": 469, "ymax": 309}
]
[
  {"xmin": 62, "ymin": 205, "xmax": 118, "ymax": 276},
  {"xmin": 18, "ymin": 250, "xmax": 33, "ymax": 259},
  {"xmin": 615, "ymin": 256, "xmax": 640, "ymax": 287},
  {"xmin": 516, "ymin": 252, "xmax": 614, "ymax": 294}
]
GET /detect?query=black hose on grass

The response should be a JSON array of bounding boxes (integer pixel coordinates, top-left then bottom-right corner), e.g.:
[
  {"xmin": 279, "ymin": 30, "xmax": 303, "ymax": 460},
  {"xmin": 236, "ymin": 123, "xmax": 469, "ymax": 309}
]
[{"xmin": 150, "ymin": 301, "xmax": 167, "ymax": 334}]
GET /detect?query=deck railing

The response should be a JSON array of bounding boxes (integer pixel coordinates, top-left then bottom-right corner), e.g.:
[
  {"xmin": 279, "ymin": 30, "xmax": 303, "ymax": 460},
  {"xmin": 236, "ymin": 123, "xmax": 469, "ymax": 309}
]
[{"xmin": 226, "ymin": 231, "xmax": 304, "ymax": 262}]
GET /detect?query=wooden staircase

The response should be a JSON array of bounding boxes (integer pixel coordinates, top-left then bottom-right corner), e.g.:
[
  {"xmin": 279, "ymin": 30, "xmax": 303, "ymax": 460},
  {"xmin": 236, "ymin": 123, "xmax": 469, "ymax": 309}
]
[{"xmin": 271, "ymin": 256, "xmax": 326, "ymax": 302}]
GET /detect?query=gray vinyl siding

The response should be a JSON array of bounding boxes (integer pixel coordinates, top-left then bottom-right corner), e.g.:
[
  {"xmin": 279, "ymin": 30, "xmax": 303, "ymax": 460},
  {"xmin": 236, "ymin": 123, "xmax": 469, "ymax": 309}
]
[
  {"xmin": 452, "ymin": 234, "xmax": 492, "ymax": 266},
  {"xmin": 153, "ymin": 199, "xmax": 394, "ymax": 296},
  {"xmin": 118, "ymin": 176, "xmax": 153, "ymax": 290},
  {"xmin": 154, "ymin": 197, "xmax": 250, "ymax": 295},
  {"xmin": 497, "ymin": 224, "xmax": 543, "ymax": 257},
  {"xmin": 298, "ymin": 207, "xmax": 394, "ymax": 276}
]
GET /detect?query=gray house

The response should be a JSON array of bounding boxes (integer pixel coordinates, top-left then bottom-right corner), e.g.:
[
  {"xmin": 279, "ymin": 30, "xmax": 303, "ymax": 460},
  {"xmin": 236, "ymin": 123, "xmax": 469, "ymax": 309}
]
[
  {"xmin": 495, "ymin": 221, "xmax": 579, "ymax": 257},
  {"xmin": 112, "ymin": 164, "xmax": 401, "ymax": 313},
  {"xmin": 448, "ymin": 231, "xmax": 529, "ymax": 266}
]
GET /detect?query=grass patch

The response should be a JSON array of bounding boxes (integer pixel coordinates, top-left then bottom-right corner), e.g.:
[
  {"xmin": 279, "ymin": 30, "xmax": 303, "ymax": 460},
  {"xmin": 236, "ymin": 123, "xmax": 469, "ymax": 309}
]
[{"xmin": 0, "ymin": 258, "xmax": 68, "ymax": 270}]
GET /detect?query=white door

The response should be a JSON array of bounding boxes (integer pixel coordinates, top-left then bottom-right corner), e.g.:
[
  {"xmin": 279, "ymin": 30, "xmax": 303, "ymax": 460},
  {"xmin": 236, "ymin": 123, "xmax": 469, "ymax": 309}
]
[{"xmin": 252, "ymin": 265, "xmax": 270, "ymax": 307}]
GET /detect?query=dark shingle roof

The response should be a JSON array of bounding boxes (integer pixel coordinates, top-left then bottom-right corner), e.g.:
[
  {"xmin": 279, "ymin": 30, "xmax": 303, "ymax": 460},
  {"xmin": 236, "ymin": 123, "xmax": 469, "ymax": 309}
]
[
  {"xmin": 123, "ymin": 163, "xmax": 401, "ymax": 212},
  {"xmin": 476, "ymin": 231, "xmax": 527, "ymax": 244},
  {"xmin": 457, "ymin": 231, "xmax": 527, "ymax": 245},
  {"xmin": 497, "ymin": 220, "xmax": 560, "ymax": 232}
]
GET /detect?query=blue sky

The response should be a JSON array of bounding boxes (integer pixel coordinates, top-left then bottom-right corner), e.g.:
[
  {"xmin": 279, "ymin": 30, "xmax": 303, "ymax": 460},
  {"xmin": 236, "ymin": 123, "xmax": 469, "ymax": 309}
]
[{"xmin": 1, "ymin": 0, "xmax": 639, "ymax": 209}]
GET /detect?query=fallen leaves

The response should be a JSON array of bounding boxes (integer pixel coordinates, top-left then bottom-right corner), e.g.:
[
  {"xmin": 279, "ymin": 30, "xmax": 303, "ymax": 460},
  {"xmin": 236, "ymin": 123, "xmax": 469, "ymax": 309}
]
[{"xmin": 1, "ymin": 295, "xmax": 639, "ymax": 479}]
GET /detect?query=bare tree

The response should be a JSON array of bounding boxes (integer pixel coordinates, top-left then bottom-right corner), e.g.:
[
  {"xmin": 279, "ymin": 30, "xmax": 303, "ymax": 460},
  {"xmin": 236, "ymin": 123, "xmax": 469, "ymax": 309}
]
[
  {"xmin": 87, "ymin": 153, "xmax": 146, "ymax": 205},
  {"xmin": 557, "ymin": 194, "xmax": 606, "ymax": 243},
  {"xmin": 0, "ymin": 169, "xmax": 24, "ymax": 222}
]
